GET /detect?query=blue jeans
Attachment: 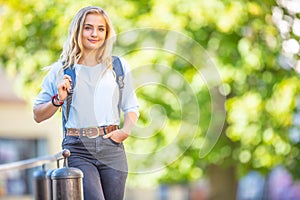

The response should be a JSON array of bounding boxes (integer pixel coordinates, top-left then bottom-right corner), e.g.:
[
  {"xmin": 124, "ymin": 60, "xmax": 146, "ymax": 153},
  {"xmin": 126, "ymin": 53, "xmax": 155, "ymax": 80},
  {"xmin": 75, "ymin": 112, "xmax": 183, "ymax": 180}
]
[{"xmin": 63, "ymin": 135, "xmax": 128, "ymax": 200}]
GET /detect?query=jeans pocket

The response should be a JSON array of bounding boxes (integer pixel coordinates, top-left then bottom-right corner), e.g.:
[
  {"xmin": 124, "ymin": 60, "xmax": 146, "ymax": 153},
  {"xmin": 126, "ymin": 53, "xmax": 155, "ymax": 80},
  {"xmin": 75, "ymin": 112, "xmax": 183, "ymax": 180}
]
[{"xmin": 108, "ymin": 138, "xmax": 121, "ymax": 145}]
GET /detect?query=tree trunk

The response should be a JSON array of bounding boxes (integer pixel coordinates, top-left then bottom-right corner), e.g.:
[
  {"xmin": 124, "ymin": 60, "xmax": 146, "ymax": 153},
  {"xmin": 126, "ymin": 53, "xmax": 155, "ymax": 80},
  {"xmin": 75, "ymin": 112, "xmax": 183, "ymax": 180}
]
[{"xmin": 207, "ymin": 164, "xmax": 237, "ymax": 200}]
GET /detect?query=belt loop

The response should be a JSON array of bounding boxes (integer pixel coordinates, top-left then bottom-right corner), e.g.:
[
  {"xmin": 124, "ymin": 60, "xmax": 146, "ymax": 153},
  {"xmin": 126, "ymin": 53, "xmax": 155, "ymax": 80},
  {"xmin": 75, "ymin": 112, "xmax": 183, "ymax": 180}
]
[{"xmin": 103, "ymin": 126, "xmax": 107, "ymax": 135}]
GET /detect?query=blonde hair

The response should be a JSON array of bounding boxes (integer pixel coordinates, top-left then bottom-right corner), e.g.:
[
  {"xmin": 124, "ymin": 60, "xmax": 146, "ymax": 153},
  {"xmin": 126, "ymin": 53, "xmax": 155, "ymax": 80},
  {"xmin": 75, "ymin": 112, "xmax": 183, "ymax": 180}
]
[{"xmin": 60, "ymin": 6, "xmax": 116, "ymax": 70}]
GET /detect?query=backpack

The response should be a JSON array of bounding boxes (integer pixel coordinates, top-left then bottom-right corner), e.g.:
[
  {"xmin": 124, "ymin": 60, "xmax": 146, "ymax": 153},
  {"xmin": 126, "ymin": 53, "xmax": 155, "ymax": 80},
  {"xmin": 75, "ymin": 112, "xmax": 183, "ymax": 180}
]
[{"xmin": 62, "ymin": 56, "xmax": 124, "ymax": 135}]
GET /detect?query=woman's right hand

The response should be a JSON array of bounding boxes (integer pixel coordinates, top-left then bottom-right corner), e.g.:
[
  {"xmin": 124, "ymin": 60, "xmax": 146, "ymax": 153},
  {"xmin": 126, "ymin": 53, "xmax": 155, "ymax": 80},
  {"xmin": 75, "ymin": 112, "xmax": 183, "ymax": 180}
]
[
  {"xmin": 57, "ymin": 75, "xmax": 72, "ymax": 101},
  {"xmin": 33, "ymin": 74, "xmax": 72, "ymax": 123}
]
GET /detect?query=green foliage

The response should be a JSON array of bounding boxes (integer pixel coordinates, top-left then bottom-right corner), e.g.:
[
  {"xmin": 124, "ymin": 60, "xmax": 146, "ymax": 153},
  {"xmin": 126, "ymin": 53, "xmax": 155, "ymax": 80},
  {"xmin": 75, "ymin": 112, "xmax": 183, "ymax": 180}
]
[{"xmin": 1, "ymin": 0, "xmax": 300, "ymax": 186}]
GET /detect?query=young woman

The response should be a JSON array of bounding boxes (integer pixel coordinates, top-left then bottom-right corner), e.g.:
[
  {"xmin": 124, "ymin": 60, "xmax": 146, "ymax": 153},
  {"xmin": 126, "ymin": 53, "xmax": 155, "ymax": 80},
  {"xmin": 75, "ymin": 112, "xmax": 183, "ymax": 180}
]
[{"xmin": 33, "ymin": 6, "xmax": 139, "ymax": 200}]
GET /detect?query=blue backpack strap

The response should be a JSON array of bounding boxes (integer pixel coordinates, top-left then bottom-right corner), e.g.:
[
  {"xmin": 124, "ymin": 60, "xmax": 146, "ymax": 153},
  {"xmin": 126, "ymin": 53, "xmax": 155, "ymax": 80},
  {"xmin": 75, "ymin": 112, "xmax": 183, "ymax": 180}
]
[
  {"xmin": 62, "ymin": 65, "xmax": 76, "ymax": 135},
  {"xmin": 112, "ymin": 56, "xmax": 124, "ymax": 117}
]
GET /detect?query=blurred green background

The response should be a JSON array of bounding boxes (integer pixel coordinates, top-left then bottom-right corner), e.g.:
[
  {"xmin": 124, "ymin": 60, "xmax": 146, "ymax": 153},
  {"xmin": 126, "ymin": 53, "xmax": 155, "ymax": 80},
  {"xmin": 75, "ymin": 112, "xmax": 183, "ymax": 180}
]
[{"xmin": 1, "ymin": 0, "xmax": 300, "ymax": 199}]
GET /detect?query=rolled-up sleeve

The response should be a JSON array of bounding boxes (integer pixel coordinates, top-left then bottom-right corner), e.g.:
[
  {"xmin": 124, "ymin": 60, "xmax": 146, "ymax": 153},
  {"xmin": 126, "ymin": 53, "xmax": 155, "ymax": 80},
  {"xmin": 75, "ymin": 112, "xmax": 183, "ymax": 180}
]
[
  {"xmin": 120, "ymin": 58, "xmax": 140, "ymax": 117},
  {"xmin": 33, "ymin": 63, "xmax": 61, "ymax": 108}
]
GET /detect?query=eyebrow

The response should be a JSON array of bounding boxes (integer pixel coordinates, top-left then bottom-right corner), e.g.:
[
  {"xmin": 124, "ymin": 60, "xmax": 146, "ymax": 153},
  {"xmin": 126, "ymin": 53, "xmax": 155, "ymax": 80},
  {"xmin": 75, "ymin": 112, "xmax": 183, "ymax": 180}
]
[{"xmin": 84, "ymin": 23, "xmax": 106, "ymax": 27}]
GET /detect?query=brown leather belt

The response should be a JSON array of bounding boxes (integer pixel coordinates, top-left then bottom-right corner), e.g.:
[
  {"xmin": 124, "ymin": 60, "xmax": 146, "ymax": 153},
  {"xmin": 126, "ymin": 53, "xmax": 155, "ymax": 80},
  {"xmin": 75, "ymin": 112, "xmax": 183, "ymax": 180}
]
[{"xmin": 66, "ymin": 125, "xmax": 118, "ymax": 139}]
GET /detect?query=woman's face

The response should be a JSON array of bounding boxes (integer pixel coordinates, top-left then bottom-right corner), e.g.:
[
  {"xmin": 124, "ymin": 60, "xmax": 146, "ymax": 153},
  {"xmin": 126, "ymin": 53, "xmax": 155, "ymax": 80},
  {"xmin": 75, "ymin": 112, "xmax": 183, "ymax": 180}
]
[{"xmin": 81, "ymin": 13, "xmax": 107, "ymax": 53}]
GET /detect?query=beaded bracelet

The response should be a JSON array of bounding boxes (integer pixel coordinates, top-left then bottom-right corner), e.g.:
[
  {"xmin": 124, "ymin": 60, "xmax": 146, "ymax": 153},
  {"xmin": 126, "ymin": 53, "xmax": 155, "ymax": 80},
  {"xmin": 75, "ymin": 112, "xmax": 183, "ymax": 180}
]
[{"xmin": 51, "ymin": 94, "xmax": 64, "ymax": 107}]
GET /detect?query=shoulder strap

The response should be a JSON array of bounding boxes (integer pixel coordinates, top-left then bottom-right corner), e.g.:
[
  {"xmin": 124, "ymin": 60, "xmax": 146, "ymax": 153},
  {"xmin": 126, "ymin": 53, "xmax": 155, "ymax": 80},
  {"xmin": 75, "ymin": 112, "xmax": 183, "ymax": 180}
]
[
  {"xmin": 64, "ymin": 66, "xmax": 76, "ymax": 121},
  {"xmin": 112, "ymin": 56, "xmax": 125, "ymax": 117},
  {"xmin": 62, "ymin": 65, "xmax": 75, "ymax": 135}
]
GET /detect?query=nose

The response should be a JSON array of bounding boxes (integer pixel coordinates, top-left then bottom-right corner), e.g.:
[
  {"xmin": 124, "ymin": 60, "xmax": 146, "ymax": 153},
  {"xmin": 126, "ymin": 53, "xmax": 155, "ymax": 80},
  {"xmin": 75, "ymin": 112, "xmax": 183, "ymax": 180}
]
[{"xmin": 91, "ymin": 28, "xmax": 97, "ymax": 37}]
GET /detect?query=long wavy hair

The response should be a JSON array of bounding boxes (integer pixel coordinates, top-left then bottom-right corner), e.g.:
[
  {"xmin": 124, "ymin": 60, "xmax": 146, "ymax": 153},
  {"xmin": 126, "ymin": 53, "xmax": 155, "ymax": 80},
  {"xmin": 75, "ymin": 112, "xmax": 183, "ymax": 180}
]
[{"xmin": 60, "ymin": 6, "xmax": 116, "ymax": 70}]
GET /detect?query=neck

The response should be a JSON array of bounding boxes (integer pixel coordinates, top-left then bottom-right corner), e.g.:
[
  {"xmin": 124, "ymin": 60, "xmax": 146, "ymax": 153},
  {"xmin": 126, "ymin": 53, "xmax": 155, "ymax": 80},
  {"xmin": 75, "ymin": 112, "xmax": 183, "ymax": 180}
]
[{"xmin": 79, "ymin": 52, "xmax": 99, "ymax": 66}]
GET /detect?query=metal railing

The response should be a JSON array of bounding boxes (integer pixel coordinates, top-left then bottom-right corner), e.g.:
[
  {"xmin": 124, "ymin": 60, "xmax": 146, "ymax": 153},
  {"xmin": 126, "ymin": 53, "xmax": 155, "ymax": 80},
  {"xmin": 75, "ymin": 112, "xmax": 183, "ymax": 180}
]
[
  {"xmin": 0, "ymin": 149, "xmax": 84, "ymax": 200},
  {"xmin": 0, "ymin": 150, "xmax": 64, "ymax": 172}
]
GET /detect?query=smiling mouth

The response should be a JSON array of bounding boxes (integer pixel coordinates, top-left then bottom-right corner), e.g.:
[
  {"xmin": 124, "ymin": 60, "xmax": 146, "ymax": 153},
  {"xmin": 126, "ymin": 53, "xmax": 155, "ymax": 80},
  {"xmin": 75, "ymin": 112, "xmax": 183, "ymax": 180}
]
[{"xmin": 88, "ymin": 39, "xmax": 99, "ymax": 43}]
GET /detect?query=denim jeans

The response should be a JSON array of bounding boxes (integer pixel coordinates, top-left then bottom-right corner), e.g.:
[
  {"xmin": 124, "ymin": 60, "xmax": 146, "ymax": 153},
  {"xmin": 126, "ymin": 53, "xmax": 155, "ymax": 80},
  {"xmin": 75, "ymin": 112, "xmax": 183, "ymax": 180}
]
[{"xmin": 63, "ymin": 135, "xmax": 128, "ymax": 200}]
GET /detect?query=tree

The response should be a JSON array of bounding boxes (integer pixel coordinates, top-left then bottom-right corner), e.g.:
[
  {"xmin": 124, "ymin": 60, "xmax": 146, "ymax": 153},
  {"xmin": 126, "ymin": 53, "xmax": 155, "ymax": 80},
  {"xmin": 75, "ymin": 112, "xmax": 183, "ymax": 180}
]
[{"xmin": 1, "ymin": 0, "xmax": 300, "ymax": 199}]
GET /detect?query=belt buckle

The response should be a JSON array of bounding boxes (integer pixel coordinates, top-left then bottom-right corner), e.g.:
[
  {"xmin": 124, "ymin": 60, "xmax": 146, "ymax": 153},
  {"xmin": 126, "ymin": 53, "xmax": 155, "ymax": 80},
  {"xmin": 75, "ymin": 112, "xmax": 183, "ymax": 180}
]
[{"xmin": 86, "ymin": 127, "xmax": 100, "ymax": 139}]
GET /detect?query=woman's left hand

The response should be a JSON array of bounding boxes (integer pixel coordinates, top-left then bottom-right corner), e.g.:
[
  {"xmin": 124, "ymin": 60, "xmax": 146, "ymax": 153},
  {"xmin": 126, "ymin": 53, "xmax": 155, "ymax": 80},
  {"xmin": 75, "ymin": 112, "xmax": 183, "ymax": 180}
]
[{"xmin": 103, "ymin": 129, "xmax": 129, "ymax": 143}]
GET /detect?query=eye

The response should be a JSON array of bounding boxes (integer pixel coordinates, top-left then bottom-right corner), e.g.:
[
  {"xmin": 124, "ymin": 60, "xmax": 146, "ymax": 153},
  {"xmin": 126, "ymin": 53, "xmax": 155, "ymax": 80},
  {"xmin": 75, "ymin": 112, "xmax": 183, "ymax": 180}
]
[
  {"xmin": 84, "ymin": 26, "xmax": 92, "ymax": 30},
  {"xmin": 99, "ymin": 27, "xmax": 105, "ymax": 32}
]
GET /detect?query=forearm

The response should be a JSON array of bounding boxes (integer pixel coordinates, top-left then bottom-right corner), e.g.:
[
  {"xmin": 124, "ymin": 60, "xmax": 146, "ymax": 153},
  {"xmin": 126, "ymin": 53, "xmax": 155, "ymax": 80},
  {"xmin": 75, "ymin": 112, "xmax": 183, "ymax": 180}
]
[
  {"xmin": 33, "ymin": 101, "xmax": 59, "ymax": 123},
  {"xmin": 121, "ymin": 111, "xmax": 138, "ymax": 135}
]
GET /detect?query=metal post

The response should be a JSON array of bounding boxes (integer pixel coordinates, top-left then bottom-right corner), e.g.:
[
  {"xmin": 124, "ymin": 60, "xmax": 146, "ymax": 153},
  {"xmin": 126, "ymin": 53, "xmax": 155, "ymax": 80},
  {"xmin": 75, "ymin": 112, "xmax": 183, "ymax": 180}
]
[
  {"xmin": 46, "ymin": 169, "xmax": 55, "ymax": 200},
  {"xmin": 46, "ymin": 157, "xmax": 61, "ymax": 200},
  {"xmin": 51, "ymin": 149, "xmax": 84, "ymax": 200},
  {"xmin": 33, "ymin": 164, "xmax": 48, "ymax": 200}
]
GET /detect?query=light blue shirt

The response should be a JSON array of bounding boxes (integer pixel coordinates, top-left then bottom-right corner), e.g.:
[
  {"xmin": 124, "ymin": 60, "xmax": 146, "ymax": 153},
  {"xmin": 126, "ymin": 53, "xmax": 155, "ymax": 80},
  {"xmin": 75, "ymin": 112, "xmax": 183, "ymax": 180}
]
[{"xmin": 34, "ymin": 57, "xmax": 139, "ymax": 128}]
